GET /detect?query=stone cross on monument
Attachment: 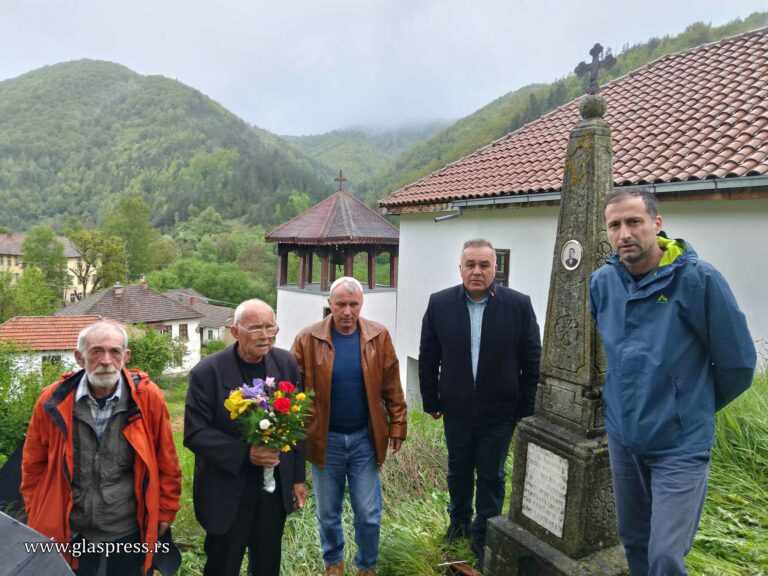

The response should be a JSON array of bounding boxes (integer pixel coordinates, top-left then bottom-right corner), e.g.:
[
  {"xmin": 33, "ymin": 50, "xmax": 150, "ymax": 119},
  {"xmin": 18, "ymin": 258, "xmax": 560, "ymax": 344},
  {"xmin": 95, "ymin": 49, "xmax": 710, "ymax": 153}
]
[
  {"xmin": 484, "ymin": 50, "xmax": 628, "ymax": 575},
  {"xmin": 574, "ymin": 43, "xmax": 617, "ymax": 94}
]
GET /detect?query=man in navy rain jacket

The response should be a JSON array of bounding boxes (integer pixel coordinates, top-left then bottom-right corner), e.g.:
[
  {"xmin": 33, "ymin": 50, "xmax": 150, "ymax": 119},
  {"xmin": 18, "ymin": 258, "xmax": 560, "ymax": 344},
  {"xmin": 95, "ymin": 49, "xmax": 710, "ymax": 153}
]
[{"xmin": 589, "ymin": 188, "xmax": 756, "ymax": 576}]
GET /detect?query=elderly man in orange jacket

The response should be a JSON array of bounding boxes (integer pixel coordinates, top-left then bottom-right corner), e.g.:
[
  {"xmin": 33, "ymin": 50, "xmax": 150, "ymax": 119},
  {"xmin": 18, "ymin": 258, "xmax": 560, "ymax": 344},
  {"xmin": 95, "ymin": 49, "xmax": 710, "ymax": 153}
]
[
  {"xmin": 21, "ymin": 320, "xmax": 181, "ymax": 575},
  {"xmin": 292, "ymin": 276, "xmax": 407, "ymax": 576}
]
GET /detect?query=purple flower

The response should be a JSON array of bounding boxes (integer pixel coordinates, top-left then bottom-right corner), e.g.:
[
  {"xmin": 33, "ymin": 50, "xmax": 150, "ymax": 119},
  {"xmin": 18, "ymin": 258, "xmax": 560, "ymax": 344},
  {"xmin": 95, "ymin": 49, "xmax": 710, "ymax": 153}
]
[{"xmin": 241, "ymin": 378, "xmax": 266, "ymax": 399}]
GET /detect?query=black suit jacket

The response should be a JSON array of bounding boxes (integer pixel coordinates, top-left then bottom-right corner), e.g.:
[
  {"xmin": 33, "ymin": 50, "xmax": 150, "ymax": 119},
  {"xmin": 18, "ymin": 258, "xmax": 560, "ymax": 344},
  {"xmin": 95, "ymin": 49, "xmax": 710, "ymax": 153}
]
[
  {"xmin": 183, "ymin": 345, "xmax": 305, "ymax": 535},
  {"xmin": 419, "ymin": 283, "xmax": 542, "ymax": 423}
]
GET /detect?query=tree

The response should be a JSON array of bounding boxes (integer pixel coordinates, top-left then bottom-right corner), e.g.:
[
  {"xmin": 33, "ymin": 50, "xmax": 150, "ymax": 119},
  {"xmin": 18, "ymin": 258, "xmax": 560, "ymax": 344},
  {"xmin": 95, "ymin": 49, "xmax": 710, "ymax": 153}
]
[
  {"xmin": 21, "ymin": 225, "xmax": 68, "ymax": 296},
  {"xmin": 0, "ymin": 273, "xmax": 15, "ymax": 322},
  {"xmin": 127, "ymin": 326, "xmax": 186, "ymax": 380},
  {"xmin": 102, "ymin": 196, "xmax": 161, "ymax": 279},
  {"xmin": 68, "ymin": 230, "xmax": 128, "ymax": 296},
  {"xmin": 11, "ymin": 267, "xmax": 59, "ymax": 315}
]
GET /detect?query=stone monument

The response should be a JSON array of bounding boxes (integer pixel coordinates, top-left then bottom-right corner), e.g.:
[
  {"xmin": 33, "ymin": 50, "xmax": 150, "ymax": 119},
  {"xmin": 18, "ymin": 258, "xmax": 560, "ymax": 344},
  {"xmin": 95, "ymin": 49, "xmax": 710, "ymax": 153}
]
[{"xmin": 484, "ymin": 45, "xmax": 629, "ymax": 575}]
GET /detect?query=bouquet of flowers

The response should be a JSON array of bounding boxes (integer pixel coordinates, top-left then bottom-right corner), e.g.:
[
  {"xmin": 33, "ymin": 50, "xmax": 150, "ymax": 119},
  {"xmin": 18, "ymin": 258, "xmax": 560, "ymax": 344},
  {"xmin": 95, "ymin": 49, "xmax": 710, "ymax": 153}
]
[{"xmin": 224, "ymin": 376, "xmax": 313, "ymax": 492}]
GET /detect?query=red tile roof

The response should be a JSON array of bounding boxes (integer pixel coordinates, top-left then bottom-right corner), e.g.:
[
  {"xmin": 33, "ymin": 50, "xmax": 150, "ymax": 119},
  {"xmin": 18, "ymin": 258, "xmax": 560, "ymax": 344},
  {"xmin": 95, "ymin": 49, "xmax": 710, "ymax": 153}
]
[
  {"xmin": 0, "ymin": 316, "xmax": 105, "ymax": 351},
  {"xmin": 55, "ymin": 283, "xmax": 203, "ymax": 324},
  {"xmin": 267, "ymin": 189, "xmax": 399, "ymax": 245},
  {"xmin": 0, "ymin": 233, "xmax": 81, "ymax": 257},
  {"xmin": 380, "ymin": 28, "xmax": 768, "ymax": 212}
]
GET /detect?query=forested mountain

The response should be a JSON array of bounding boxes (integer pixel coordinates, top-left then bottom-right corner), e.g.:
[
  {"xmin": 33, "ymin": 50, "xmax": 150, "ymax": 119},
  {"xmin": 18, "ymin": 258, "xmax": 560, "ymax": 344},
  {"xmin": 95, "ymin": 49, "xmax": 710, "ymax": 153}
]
[
  {"xmin": 357, "ymin": 12, "xmax": 768, "ymax": 201},
  {"xmin": 0, "ymin": 60, "xmax": 334, "ymax": 231},
  {"xmin": 283, "ymin": 121, "xmax": 450, "ymax": 186}
]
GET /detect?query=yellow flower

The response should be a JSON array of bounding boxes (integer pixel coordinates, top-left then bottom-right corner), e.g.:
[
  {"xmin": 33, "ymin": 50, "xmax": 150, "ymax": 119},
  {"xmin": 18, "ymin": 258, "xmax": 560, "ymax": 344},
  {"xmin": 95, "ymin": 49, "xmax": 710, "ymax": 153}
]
[
  {"xmin": 224, "ymin": 390, "xmax": 253, "ymax": 420},
  {"xmin": 281, "ymin": 445, "xmax": 291, "ymax": 452},
  {"xmin": 296, "ymin": 393, "xmax": 306, "ymax": 401},
  {"xmin": 291, "ymin": 405, "xmax": 301, "ymax": 412},
  {"xmin": 274, "ymin": 391, "xmax": 283, "ymax": 399}
]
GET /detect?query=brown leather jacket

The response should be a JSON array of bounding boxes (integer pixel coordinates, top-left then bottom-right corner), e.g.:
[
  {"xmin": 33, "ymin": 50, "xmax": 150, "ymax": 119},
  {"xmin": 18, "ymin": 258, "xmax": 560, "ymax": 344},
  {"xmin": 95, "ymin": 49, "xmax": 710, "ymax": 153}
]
[{"xmin": 291, "ymin": 315, "xmax": 407, "ymax": 467}]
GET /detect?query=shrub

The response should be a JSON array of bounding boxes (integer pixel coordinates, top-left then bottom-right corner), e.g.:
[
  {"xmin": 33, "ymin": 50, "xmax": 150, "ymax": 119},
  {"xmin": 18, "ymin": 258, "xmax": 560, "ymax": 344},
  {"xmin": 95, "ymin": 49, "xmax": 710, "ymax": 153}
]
[
  {"xmin": 201, "ymin": 339, "xmax": 227, "ymax": 357},
  {"xmin": 128, "ymin": 326, "xmax": 186, "ymax": 380}
]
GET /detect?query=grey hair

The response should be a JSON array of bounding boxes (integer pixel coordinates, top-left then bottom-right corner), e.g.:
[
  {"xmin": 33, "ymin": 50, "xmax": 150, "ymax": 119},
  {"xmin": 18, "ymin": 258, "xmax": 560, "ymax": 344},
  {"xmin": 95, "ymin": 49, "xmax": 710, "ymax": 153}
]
[
  {"xmin": 77, "ymin": 321, "xmax": 128, "ymax": 354},
  {"xmin": 604, "ymin": 187, "xmax": 659, "ymax": 219},
  {"xmin": 329, "ymin": 276, "xmax": 363, "ymax": 296},
  {"xmin": 233, "ymin": 299, "xmax": 275, "ymax": 326},
  {"xmin": 461, "ymin": 238, "xmax": 496, "ymax": 261}
]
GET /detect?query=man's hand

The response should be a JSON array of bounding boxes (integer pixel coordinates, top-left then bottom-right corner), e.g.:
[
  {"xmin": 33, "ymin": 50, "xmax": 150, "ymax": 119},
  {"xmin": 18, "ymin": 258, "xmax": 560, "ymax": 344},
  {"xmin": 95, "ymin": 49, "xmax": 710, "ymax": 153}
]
[
  {"xmin": 158, "ymin": 521, "xmax": 171, "ymax": 537},
  {"xmin": 293, "ymin": 482, "xmax": 308, "ymax": 510},
  {"xmin": 389, "ymin": 438, "xmax": 403, "ymax": 454},
  {"xmin": 249, "ymin": 445, "xmax": 280, "ymax": 467},
  {"xmin": 428, "ymin": 411, "xmax": 443, "ymax": 420}
]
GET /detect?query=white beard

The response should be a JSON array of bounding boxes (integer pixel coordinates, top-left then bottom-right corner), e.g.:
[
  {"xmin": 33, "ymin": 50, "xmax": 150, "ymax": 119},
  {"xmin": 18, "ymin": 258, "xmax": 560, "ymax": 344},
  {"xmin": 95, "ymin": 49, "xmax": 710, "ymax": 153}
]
[{"xmin": 87, "ymin": 369, "xmax": 121, "ymax": 390}]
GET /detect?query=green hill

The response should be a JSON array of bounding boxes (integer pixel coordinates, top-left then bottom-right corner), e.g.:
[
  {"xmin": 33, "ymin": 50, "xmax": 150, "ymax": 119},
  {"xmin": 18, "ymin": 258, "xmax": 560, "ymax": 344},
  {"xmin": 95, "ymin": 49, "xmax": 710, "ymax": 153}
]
[
  {"xmin": 0, "ymin": 59, "xmax": 334, "ymax": 231},
  {"xmin": 359, "ymin": 11, "xmax": 768, "ymax": 202},
  {"xmin": 283, "ymin": 122, "xmax": 450, "ymax": 186}
]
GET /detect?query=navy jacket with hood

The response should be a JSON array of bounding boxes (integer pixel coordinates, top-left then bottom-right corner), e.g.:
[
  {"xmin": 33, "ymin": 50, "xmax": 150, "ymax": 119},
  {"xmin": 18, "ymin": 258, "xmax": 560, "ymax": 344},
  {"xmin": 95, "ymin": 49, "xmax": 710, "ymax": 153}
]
[{"xmin": 589, "ymin": 237, "xmax": 756, "ymax": 456}]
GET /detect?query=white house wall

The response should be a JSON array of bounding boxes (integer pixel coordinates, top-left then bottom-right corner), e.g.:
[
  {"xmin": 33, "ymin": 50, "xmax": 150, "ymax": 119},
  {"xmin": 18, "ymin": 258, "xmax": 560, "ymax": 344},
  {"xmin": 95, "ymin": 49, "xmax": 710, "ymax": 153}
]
[
  {"xmin": 168, "ymin": 319, "xmax": 201, "ymax": 372},
  {"xmin": 395, "ymin": 198, "xmax": 768, "ymax": 400}
]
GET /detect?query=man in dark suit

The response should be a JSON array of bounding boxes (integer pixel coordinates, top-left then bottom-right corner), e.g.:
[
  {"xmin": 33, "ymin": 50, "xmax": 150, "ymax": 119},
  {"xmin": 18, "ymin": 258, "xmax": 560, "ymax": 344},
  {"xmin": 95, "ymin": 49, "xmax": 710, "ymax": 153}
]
[
  {"xmin": 419, "ymin": 239, "xmax": 542, "ymax": 570},
  {"xmin": 184, "ymin": 299, "xmax": 307, "ymax": 576}
]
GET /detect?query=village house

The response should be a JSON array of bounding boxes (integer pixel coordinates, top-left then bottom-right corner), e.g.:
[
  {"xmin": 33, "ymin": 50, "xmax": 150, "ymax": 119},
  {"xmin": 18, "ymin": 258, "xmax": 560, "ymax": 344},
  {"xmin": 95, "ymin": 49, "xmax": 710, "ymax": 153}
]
[
  {"xmin": 163, "ymin": 288, "xmax": 235, "ymax": 346},
  {"xmin": 380, "ymin": 28, "xmax": 768, "ymax": 396},
  {"xmin": 0, "ymin": 315, "xmax": 105, "ymax": 378},
  {"xmin": 0, "ymin": 233, "xmax": 96, "ymax": 304},
  {"xmin": 55, "ymin": 279, "xmax": 203, "ymax": 372}
]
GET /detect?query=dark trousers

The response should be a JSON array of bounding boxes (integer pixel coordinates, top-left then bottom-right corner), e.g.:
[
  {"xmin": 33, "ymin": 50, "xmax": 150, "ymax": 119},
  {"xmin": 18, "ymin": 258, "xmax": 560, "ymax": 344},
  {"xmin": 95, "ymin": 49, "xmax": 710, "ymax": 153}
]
[
  {"xmin": 203, "ymin": 467, "xmax": 287, "ymax": 576},
  {"xmin": 443, "ymin": 415, "xmax": 516, "ymax": 544},
  {"xmin": 73, "ymin": 530, "xmax": 144, "ymax": 576}
]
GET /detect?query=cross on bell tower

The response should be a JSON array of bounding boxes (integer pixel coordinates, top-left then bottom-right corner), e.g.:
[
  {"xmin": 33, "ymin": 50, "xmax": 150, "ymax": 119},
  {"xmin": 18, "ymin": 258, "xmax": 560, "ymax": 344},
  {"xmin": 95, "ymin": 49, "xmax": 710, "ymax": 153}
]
[{"xmin": 335, "ymin": 169, "xmax": 347, "ymax": 191}]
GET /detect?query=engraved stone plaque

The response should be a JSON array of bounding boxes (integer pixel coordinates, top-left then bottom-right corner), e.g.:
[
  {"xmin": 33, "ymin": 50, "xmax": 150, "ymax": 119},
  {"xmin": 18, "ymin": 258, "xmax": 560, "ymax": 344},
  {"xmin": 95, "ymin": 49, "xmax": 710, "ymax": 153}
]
[{"xmin": 521, "ymin": 442, "xmax": 569, "ymax": 537}]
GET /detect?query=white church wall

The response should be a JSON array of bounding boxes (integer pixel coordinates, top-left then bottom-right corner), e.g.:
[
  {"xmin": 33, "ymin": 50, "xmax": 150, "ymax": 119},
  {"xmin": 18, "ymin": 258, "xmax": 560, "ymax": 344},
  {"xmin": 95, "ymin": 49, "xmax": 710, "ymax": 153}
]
[
  {"xmin": 275, "ymin": 287, "xmax": 397, "ymax": 351},
  {"xmin": 395, "ymin": 197, "xmax": 768, "ymax": 401}
]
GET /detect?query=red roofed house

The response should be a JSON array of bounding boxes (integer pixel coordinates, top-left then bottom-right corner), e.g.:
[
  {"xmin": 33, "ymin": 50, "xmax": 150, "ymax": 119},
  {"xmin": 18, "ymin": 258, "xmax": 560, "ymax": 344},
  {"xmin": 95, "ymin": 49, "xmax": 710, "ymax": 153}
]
[
  {"xmin": 0, "ymin": 315, "xmax": 105, "ymax": 378},
  {"xmin": 380, "ymin": 28, "xmax": 768, "ymax": 393},
  {"xmin": 266, "ymin": 173, "xmax": 399, "ymax": 349}
]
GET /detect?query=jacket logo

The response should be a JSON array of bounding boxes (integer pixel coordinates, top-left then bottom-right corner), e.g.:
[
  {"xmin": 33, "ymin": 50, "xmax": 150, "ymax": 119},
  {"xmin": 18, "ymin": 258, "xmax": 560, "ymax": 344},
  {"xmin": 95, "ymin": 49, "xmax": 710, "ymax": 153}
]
[{"xmin": 656, "ymin": 294, "xmax": 669, "ymax": 304}]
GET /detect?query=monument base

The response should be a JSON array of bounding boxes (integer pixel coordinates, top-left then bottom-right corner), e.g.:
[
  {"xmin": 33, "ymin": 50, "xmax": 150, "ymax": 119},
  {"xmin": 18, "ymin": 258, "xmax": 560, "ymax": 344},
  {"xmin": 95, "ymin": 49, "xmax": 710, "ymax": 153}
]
[{"xmin": 484, "ymin": 516, "xmax": 628, "ymax": 576}]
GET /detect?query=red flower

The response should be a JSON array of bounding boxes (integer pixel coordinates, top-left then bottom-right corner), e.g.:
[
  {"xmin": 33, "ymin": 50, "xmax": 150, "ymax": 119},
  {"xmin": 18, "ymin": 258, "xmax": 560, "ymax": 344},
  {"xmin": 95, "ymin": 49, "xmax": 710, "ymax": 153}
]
[
  {"xmin": 278, "ymin": 381, "xmax": 296, "ymax": 394},
  {"xmin": 273, "ymin": 397, "xmax": 291, "ymax": 414}
]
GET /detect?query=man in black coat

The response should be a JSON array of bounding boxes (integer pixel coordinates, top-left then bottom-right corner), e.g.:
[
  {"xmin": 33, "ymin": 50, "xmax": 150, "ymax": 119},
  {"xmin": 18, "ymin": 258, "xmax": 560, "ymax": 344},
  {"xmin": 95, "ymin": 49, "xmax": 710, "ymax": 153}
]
[
  {"xmin": 184, "ymin": 299, "xmax": 307, "ymax": 576},
  {"xmin": 419, "ymin": 239, "xmax": 541, "ymax": 570}
]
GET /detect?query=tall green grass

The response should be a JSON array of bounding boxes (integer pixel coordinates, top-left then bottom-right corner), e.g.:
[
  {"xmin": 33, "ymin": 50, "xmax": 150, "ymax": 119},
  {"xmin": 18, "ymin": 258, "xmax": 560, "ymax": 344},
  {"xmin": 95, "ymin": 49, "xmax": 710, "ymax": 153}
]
[
  {"xmin": 687, "ymin": 367, "xmax": 768, "ymax": 575},
  {"xmin": 162, "ymin": 368, "xmax": 768, "ymax": 575}
]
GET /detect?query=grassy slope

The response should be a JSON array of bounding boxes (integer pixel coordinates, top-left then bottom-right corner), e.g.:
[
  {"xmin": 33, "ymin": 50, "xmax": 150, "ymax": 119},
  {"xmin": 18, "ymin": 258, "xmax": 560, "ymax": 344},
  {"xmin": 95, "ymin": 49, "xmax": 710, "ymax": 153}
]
[{"xmin": 162, "ymin": 366, "xmax": 767, "ymax": 575}]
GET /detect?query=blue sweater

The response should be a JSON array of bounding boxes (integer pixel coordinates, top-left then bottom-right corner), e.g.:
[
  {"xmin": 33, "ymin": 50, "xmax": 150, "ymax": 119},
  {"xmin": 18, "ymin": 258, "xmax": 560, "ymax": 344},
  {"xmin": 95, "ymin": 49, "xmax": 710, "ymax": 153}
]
[{"xmin": 329, "ymin": 328, "xmax": 369, "ymax": 433}]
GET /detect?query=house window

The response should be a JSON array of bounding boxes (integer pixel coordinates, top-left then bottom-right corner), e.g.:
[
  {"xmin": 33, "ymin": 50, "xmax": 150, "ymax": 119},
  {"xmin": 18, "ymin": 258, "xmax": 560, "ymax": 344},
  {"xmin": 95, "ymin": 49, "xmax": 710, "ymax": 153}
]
[
  {"xmin": 495, "ymin": 249, "xmax": 510, "ymax": 287},
  {"xmin": 207, "ymin": 330, "xmax": 214, "ymax": 340},
  {"xmin": 42, "ymin": 355, "xmax": 63, "ymax": 371},
  {"xmin": 179, "ymin": 324, "xmax": 189, "ymax": 341},
  {"xmin": 14, "ymin": 256, "xmax": 19, "ymax": 266}
]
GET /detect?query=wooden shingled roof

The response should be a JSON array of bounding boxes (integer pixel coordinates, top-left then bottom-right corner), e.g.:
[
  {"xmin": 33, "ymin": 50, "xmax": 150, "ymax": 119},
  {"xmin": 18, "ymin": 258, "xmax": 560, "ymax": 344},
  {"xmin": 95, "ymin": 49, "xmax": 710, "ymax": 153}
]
[
  {"xmin": 380, "ymin": 27, "xmax": 768, "ymax": 213},
  {"xmin": 55, "ymin": 283, "xmax": 202, "ymax": 324},
  {"xmin": 266, "ymin": 189, "xmax": 399, "ymax": 246}
]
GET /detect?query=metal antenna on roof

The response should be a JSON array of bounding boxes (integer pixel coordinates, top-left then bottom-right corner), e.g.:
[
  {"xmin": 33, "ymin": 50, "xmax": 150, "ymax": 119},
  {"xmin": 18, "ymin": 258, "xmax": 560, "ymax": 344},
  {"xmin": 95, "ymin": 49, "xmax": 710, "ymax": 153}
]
[
  {"xmin": 575, "ymin": 43, "xmax": 616, "ymax": 94},
  {"xmin": 334, "ymin": 170, "xmax": 347, "ymax": 191}
]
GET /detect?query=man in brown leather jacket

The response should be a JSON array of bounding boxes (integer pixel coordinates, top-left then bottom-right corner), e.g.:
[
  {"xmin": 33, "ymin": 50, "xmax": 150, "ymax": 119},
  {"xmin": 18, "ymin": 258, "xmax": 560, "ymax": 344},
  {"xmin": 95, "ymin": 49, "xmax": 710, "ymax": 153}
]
[{"xmin": 292, "ymin": 276, "xmax": 407, "ymax": 576}]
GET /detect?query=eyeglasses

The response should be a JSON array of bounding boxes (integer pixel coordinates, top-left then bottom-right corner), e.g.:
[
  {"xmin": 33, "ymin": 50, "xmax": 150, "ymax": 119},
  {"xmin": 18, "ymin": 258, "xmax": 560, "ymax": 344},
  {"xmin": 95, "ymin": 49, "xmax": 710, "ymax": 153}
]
[{"xmin": 238, "ymin": 324, "xmax": 279, "ymax": 337}]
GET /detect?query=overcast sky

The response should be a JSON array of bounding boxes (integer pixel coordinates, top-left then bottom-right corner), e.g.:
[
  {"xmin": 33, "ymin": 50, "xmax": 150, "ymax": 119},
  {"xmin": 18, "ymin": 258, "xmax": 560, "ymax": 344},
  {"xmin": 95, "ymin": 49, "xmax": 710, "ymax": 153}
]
[{"xmin": 2, "ymin": 1, "xmax": 765, "ymax": 136}]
